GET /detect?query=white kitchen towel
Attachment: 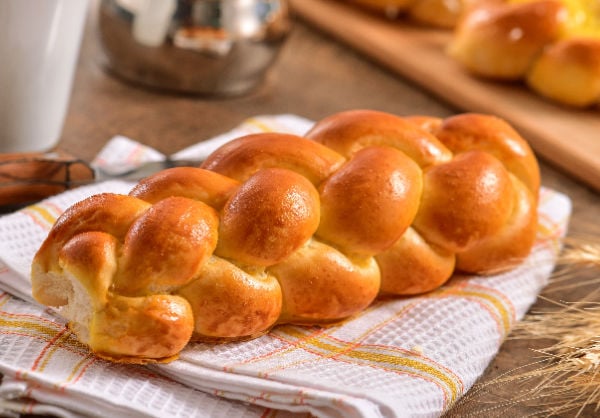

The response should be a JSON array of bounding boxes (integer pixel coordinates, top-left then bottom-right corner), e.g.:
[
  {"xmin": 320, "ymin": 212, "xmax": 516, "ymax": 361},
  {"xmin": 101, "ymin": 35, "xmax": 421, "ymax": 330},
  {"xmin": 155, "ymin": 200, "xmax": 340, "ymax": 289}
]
[{"xmin": 0, "ymin": 114, "xmax": 572, "ymax": 418}]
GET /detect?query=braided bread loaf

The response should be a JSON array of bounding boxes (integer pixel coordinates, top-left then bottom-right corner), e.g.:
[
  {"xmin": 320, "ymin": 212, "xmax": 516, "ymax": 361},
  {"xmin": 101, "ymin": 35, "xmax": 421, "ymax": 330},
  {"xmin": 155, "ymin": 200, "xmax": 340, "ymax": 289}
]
[
  {"xmin": 31, "ymin": 110, "xmax": 540, "ymax": 363},
  {"xmin": 449, "ymin": 0, "xmax": 600, "ymax": 107}
]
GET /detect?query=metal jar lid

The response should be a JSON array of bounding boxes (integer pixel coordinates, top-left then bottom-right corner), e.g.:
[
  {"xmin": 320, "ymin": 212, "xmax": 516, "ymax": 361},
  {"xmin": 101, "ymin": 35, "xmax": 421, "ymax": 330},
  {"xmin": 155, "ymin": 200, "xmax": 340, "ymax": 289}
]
[{"xmin": 97, "ymin": 0, "xmax": 292, "ymax": 96}]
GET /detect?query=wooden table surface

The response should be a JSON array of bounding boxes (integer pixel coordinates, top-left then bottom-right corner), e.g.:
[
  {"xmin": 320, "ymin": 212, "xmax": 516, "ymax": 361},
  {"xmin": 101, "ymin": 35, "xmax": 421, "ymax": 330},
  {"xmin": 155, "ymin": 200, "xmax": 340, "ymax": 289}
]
[{"xmin": 12, "ymin": 2, "xmax": 600, "ymax": 417}]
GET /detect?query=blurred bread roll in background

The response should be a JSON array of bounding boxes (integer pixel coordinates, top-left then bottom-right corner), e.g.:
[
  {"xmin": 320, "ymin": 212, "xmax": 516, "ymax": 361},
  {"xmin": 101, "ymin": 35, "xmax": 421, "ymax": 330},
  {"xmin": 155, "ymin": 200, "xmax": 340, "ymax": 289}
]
[
  {"xmin": 346, "ymin": 0, "xmax": 485, "ymax": 27},
  {"xmin": 449, "ymin": 0, "xmax": 600, "ymax": 107}
]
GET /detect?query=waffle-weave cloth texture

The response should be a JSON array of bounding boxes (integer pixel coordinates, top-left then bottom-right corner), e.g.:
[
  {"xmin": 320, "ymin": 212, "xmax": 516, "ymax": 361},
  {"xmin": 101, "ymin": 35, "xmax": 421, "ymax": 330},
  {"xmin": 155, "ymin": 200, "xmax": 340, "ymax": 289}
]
[{"xmin": 0, "ymin": 115, "xmax": 572, "ymax": 418}]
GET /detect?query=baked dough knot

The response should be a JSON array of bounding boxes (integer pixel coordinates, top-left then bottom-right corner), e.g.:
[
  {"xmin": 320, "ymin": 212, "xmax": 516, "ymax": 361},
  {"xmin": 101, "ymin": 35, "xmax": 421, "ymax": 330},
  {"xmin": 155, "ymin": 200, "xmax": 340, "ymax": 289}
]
[{"xmin": 31, "ymin": 110, "xmax": 540, "ymax": 363}]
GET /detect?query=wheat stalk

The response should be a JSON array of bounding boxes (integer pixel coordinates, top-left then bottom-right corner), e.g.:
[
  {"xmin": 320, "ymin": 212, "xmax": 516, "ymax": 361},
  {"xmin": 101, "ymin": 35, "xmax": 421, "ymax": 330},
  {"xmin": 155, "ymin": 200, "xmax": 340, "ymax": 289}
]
[{"xmin": 446, "ymin": 235, "xmax": 600, "ymax": 417}]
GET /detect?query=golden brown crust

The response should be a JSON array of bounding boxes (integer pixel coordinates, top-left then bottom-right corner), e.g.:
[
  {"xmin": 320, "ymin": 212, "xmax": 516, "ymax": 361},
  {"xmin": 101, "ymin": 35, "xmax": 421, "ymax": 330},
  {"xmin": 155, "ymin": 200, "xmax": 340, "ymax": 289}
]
[
  {"xmin": 376, "ymin": 227, "xmax": 456, "ymax": 295},
  {"xmin": 114, "ymin": 196, "xmax": 219, "ymax": 296},
  {"xmin": 178, "ymin": 256, "xmax": 282, "ymax": 339},
  {"xmin": 201, "ymin": 132, "xmax": 345, "ymax": 185},
  {"xmin": 456, "ymin": 173, "xmax": 537, "ymax": 272},
  {"xmin": 317, "ymin": 146, "xmax": 422, "ymax": 256},
  {"xmin": 31, "ymin": 109, "xmax": 541, "ymax": 363},
  {"xmin": 414, "ymin": 150, "xmax": 514, "ymax": 253},
  {"xmin": 306, "ymin": 109, "xmax": 453, "ymax": 168},
  {"xmin": 269, "ymin": 239, "xmax": 380, "ymax": 323},
  {"xmin": 216, "ymin": 168, "xmax": 321, "ymax": 266},
  {"xmin": 402, "ymin": 115, "xmax": 444, "ymax": 133},
  {"xmin": 432, "ymin": 113, "xmax": 540, "ymax": 194},
  {"xmin": 130, "ymin": 167, "xmax": 240, "ymax": 209},
  {"xmin": 89, "ymin": 294, "xmax": 194, "ymax": 362}
]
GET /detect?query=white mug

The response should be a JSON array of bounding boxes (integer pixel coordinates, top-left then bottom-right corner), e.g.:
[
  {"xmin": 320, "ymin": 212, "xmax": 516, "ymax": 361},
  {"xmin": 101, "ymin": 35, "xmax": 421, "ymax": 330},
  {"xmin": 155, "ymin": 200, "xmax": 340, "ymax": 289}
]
[{"xmin": 0, "ymin": 0, "xmax": 89, "ymax": 153}]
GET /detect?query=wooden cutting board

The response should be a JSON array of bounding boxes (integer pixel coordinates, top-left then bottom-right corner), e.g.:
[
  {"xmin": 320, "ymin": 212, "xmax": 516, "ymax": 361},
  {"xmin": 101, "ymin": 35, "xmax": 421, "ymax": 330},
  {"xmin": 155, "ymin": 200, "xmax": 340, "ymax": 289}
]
[{"xmin": 290, "ymin": 0, "xmax": 600, "ymax": 193}]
